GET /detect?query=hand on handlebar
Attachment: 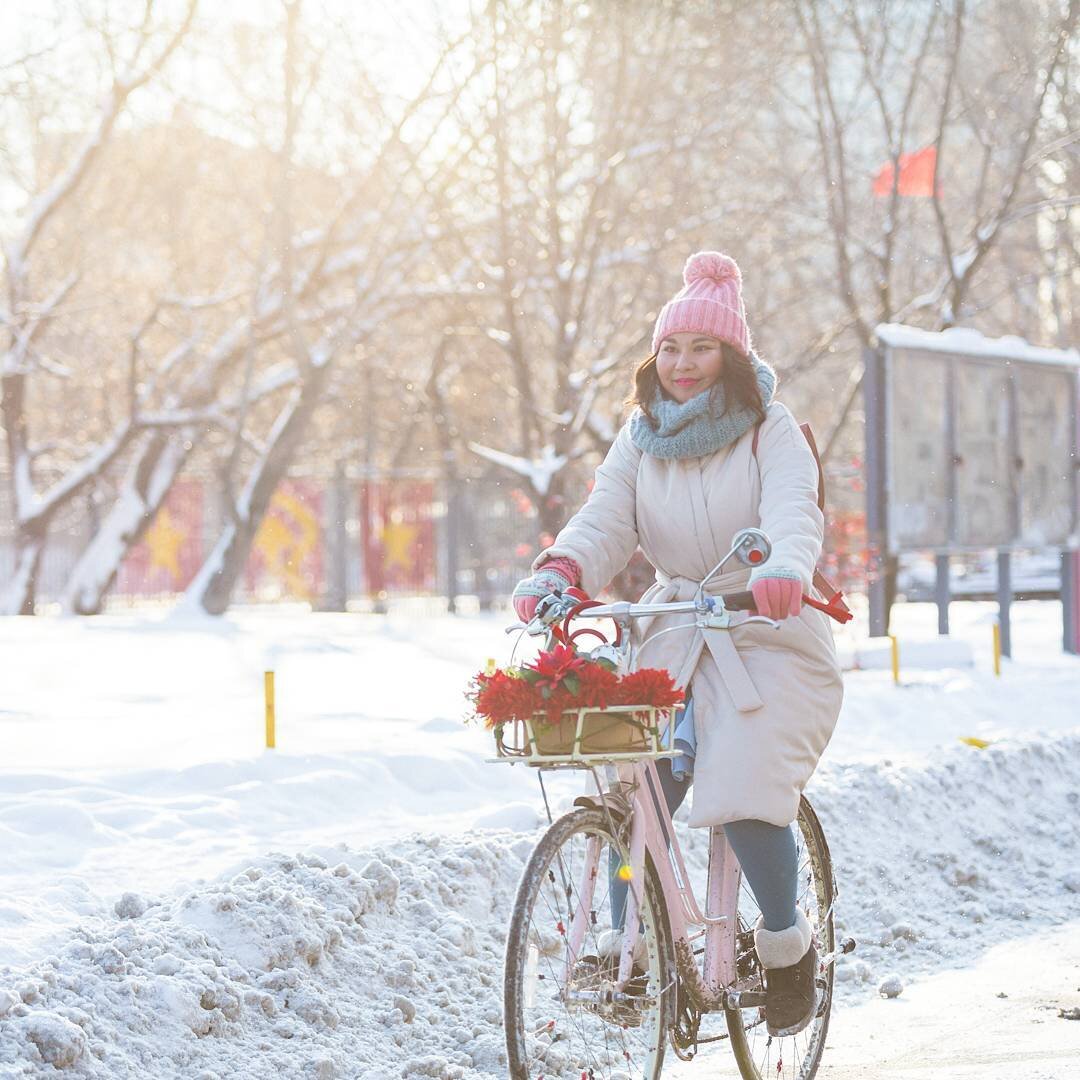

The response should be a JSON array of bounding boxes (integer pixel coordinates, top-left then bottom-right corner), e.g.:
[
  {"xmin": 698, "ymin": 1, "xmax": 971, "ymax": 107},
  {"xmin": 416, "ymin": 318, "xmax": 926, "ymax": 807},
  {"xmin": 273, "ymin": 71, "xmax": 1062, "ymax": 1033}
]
[{"xmin": 750, "ymin": 575, "xmax": 802, "ymax": 620}]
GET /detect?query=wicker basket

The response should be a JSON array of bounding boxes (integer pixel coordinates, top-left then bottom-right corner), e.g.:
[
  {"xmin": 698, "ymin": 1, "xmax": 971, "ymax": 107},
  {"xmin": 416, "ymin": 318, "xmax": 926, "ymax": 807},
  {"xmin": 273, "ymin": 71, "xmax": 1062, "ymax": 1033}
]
[{"xmin": 492, "ymin": 704, "xmax": 675, "ymax": 766}]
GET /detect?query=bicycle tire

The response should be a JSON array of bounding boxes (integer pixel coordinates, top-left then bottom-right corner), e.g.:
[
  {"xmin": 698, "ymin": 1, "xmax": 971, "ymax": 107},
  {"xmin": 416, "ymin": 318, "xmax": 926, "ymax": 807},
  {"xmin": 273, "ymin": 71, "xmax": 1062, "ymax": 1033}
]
[
  {"xmin": 725, "ymin": 796, "xmax": 836, "ymax": 1080},
  {"xmin": 504, "ymin": 807, "xmax": 675, "ymax": 1079}
]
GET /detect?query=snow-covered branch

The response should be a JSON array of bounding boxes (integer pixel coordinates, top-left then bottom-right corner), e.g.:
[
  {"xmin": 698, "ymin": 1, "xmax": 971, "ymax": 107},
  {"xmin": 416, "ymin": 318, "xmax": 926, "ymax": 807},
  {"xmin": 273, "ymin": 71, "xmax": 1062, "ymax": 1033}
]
[{"xmin": 466, "ymin": 441, "xmax": 569, "ymax": 497}]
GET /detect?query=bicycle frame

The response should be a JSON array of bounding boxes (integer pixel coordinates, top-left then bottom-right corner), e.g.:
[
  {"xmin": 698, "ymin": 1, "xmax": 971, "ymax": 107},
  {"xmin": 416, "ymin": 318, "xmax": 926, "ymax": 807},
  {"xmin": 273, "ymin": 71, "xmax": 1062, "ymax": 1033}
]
[
  {"xmin": 516, "ymin": 527, "xmax": 784, "ymax": 1013},
  {"xmin": 568, "ymin": 756, "xmax": 746, "ymax": 1013}
]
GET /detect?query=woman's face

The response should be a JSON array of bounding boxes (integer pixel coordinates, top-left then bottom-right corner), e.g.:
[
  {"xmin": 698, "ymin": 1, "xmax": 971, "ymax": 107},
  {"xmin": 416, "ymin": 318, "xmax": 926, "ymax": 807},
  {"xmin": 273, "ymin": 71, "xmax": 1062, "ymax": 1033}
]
[{"xmin": 656, "ymin": 333, "xmax": 724, "ymax": 404}]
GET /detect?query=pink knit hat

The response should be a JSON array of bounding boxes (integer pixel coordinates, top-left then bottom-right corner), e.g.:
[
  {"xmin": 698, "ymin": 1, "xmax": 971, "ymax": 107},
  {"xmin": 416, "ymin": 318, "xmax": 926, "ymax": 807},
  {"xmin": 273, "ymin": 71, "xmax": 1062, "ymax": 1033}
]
[{"xmin": 651, "ymin": 251, "xmax": 750, "ymax": 356}]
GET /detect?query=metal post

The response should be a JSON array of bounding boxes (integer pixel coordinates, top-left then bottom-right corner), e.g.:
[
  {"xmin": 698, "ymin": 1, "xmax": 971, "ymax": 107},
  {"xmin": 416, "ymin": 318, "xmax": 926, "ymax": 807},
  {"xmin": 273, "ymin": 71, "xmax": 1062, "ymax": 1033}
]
[
  {"xmin": 264, "ymin": 671, "xmax": 276, "ymax": 749},
  {"xmin": 1073, "ymin": 550, "xmax": 1080, "ymax": 655},
  {"xmin": 996, "ymin": 549, "xmax": 1012, "ymax": 658},
  {"xmin": 945, "ymin": 356, "xmax": 958, "ymax": 545},
  {"xmin": 363, "ymin": 352, "xmax": 386, "ymax": 615},
  {"xmin": 1068, "ymin": 369, "xmax": 1080, "ymax": 654},
  {"xmin": 864, "ymin": 345, "xmax": 889, "ymax": 637},
  {"xmin": 1062, "ymin": 550, "xmax": 1074, "ymax": 655},
  {"xmin": 1006, "ymin": 370, "xmax": 1022, "ymax": 543},
  {"xmin": 322, "ymin": 461, "xmax": 348, "ymax": 612},
  {"xmin": 935, "ymin": 552, "xmax": 950, "ymax": 635},
  {"xmin": 444, "ymin": 459, "xmax": 460, "ymax": 615}
]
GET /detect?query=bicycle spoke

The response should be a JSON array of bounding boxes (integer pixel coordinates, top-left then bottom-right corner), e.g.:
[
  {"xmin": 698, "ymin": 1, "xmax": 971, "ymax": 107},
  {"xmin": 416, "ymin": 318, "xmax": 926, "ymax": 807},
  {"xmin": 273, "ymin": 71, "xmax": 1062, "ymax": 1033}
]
[
  {"xmin": 726, "ymin": 798, "xmax": 835, "ymax": 1080},
  {"xmin": 506, "ymin": 811, "xmax": 669, "ymax": 1078}
]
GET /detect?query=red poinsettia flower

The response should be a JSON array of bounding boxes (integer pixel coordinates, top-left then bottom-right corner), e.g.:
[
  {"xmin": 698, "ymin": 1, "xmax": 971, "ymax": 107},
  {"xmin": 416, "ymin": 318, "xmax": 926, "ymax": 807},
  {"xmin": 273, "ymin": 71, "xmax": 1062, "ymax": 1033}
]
[
  {"xmin": 614, "ymin": 668, "xmax": 684, "ymax": 710},
  {"xmin": 573, "ymin": 663, "xmax": 621, "ymax": 710},
  {"xmin": 521, "ymin": 644, "xmax": 589, "ymax": 693},
  {"xmin": 467, "ymin": 670, "xmax": 541, "ymax": 728},
  {"xmin": 467, "ymin": 649, "xmax": 684, "ymax": 730}
]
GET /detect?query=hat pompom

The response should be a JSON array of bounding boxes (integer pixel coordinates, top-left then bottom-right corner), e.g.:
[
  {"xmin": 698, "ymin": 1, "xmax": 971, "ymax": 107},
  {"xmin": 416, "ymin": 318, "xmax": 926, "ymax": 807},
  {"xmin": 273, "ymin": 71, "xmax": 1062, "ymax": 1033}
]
[{"xmin": 683, "ymin": 251, "xmax": 741, "ymax": 287}]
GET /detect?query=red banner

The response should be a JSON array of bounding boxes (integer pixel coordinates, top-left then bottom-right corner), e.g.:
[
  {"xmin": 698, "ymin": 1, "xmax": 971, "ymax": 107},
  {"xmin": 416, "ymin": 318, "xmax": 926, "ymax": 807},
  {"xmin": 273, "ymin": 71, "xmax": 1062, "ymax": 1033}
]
[
  {"xmin": 360, "ymin": 479, "xmax": 436, "ymax": 595},
  {"xmin": 243, "ymin": 479, "xmax": 324, "ymax": 600},
  {"xmin": 119, "ymin": 480, "xmax": 205, "ymax": 595}
]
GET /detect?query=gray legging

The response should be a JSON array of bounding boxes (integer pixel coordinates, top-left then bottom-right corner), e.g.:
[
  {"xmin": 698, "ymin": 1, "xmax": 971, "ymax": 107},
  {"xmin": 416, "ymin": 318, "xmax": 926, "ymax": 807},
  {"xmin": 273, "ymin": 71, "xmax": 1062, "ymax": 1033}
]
[{"xmin": 608, "ymin": 755, "xmax": 798, "ymax": 933}]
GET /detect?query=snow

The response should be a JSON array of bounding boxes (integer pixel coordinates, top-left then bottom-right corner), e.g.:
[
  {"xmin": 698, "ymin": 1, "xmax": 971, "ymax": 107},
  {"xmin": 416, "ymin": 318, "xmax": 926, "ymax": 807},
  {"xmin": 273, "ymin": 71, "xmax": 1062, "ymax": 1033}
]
[
  {"xmin": 465, "ymin": 441, "xmax": 569, "ymax": 496},
  {"xmin": 852, "ymin": 635, "xmax": 974, "ymax": 669},
  {"xmin": 875, "ymin": 323, "xmax": 1080, "ymax": 368},
  {"xmin": 0, "ymin": 599, "xmax": 1078, "ymax": 1076}
]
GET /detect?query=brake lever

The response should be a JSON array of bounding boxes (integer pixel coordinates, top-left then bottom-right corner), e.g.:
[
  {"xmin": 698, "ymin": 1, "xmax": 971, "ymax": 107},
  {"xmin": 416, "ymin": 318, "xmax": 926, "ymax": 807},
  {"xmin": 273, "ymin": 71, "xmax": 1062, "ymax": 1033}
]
[
  {"xmin": 504, "ymin": 618, "xmax": 552, "ymax": 636},
  {"xmin": 697, "ymin": 609, "xmax": 782, "ymax": 631}
]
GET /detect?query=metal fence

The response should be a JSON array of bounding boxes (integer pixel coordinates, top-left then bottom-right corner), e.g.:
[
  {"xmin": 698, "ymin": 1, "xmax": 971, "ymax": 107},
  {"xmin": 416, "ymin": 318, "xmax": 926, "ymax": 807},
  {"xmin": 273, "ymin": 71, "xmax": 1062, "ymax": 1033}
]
[
  {"xmin": 0, "ymin": 470, "xmax": 551, "ymax": 614},
  {"xmin": 2, "ymin": 465, "xmax": 877, "ymax": 613}
]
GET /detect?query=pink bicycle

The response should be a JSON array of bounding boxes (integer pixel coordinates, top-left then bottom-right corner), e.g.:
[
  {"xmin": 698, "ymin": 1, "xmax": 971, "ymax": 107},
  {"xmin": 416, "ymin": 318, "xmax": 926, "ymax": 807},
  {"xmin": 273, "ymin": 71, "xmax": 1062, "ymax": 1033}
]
[{"xmin": 499, "ymin": 529, "xmax": 854, "ymax": 1079}]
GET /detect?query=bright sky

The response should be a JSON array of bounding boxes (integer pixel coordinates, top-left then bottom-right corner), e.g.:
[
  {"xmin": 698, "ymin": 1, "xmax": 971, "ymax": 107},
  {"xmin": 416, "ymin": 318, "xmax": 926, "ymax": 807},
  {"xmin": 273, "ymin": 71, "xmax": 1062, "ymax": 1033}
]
[{"xmin": 0, "ymin": 0, "xmax": 472, "ymax": 226}]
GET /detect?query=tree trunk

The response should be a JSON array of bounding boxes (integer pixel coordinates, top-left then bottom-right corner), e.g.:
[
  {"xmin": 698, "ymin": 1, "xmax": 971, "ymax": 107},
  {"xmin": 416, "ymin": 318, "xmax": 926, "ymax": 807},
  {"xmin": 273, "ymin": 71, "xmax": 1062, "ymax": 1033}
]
[
  {"xmin": 183, "ymin": 365, "xmax": 328, "ymax": 615},
  {"xmin": 61, "ymin": 431, "xmax": 190, "ymax": 614},
  {"xmin": 535, "ymin": 469, "xmax": 571, "ymax": 543},
  {"xmin": 0, "ymin": 527, "xmax": 45, "ymax": 615}
]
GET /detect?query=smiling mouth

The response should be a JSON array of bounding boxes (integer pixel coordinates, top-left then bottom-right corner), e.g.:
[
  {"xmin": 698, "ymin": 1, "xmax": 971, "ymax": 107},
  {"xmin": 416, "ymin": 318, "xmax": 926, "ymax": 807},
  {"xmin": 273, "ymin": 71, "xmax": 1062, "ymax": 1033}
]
[{"xmin": 673, "ymin": 378, "xmax": 699, "ymax": 386}]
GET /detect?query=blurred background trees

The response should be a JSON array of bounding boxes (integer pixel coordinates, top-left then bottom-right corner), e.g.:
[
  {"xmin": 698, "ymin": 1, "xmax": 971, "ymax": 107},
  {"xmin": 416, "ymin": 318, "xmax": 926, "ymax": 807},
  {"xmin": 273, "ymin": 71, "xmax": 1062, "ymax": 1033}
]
[{"xmin": 1, "ymin": 0, "xmax": 1076, "ymax": 613}]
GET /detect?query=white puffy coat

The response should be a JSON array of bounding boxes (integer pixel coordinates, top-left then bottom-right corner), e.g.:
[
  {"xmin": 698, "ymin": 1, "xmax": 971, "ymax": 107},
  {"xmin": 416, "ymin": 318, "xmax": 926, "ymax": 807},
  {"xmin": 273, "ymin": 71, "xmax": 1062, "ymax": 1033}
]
[{"xmin": 533, "ymin": 401, "xmax": 844, "ymax": 827}]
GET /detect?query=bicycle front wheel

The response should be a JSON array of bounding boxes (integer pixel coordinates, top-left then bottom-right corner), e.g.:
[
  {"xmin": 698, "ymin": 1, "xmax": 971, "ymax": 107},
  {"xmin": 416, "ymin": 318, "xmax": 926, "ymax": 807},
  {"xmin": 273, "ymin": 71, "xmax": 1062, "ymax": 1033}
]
[
  {"xmin": 504, "ymin": 806, "xmax": 674, "ymax": 1079},
  {"xmin": 725, "ymin": 796, "xmax": 836, "ymax": 1080}
]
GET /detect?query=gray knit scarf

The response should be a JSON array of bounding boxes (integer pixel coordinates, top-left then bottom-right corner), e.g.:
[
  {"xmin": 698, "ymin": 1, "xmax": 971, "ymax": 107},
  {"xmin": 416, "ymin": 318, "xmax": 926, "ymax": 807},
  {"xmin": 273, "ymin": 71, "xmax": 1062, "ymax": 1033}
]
[{"xmin": 629, "ymin": 351, "xmax": 777, "ymax": 460}]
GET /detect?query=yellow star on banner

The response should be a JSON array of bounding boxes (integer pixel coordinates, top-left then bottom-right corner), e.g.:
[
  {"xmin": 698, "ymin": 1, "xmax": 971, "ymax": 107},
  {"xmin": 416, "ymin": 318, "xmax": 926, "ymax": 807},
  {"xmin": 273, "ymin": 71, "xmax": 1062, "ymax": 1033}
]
[
  {"xmin": 254, "ymin": 490, "xmax": 319, "ymax": 599},
  {"xmin": 380, "ymin": 520, "xmax": 418, "ymax": 572},
  {"xmin": 145, "ymin": 507, "xmax": 185, "ymax": 583},
  {"xmin": 255, "ymin": 516, "xmax": 295, "ymax": 574}
]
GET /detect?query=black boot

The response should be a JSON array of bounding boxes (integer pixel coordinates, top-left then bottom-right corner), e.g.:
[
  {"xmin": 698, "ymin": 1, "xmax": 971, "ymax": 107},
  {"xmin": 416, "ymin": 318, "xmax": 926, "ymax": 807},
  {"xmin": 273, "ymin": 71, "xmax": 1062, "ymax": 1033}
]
[
  {"xmin": 753, "ymin": 909, "xmax": 819, "ymax": 1037},
  {"xmin": 763, "ymin": 941, "xmax": 819, "ymax": 1036}
]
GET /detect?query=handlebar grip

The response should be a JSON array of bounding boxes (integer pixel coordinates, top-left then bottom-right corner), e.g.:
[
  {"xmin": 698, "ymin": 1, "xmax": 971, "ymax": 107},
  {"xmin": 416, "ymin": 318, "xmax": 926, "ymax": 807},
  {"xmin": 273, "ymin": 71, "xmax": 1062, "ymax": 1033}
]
[{"xmin": 722, "ymin": 590, "xmax": 757, "ymax": 611}]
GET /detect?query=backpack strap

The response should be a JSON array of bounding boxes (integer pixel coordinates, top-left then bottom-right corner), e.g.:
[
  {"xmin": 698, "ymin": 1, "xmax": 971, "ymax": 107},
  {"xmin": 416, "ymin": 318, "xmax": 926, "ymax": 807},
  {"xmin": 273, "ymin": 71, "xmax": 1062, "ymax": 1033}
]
[
  {"xmin": 750, "ymin": 418, "xmax": 853, "ymax": 624},
  {"xmin": 799, "ymin": 422, "xmax": 827, "ymax": 513},
  {"xmin": 751, "ymin": 420, "xmax": 825, "ymax": 512},
  {"xmin": 810, "ymin": 567, "xmax": 854, "ymax": 624}
]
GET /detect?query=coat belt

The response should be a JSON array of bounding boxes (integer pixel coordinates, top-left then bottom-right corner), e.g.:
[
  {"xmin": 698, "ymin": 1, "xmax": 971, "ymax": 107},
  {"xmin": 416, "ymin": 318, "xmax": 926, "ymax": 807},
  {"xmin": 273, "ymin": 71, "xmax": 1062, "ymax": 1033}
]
[{"xmin": 647, "ymin": 568, "xmax": 765, "ymax": 714}]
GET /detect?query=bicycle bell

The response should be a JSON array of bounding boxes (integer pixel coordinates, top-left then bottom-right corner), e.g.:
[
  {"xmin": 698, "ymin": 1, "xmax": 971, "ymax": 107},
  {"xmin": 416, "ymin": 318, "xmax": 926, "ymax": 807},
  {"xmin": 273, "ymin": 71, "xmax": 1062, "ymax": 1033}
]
[
  {"xmin": 695, "ymin": 527, "xmax": 773, "ymax": 607},
  {"xmin": 731, "ymin": 527, "xmax": 772, "ymax": 568}
]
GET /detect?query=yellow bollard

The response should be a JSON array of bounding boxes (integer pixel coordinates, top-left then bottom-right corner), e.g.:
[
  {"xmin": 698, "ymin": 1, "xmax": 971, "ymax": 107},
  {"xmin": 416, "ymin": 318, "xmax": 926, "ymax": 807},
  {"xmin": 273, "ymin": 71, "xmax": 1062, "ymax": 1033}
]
[
  {"xmin": 992, "ymin": 622, "xmax": 1001, "ymax": 677},
  {"xmin": 264, "ymin": 671, "xmax": 276, "ymax": 749},
  {"xmin": 888, "ymin": 634, "xmax": 900, "ymax": 685}
]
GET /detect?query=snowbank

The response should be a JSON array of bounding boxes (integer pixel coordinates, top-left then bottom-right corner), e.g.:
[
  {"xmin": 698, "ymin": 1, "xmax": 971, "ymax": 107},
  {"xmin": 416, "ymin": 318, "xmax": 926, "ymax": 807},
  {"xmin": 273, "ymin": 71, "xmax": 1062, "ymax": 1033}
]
[{"xmin": 2, "ymin": 731, "xmax": 1077, "ymax": 1078}]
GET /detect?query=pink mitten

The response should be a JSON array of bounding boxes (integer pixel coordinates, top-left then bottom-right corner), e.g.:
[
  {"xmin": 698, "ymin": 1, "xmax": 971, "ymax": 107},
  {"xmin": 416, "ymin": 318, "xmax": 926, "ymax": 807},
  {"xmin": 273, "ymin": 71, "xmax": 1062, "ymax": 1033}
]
[
  {"xmin": 750, "ymin": 573, "xmax": 803, "ymax": 620},
  {"xmin": 512, "ymin": 557, "xmax": 582, "ymax": 621}
]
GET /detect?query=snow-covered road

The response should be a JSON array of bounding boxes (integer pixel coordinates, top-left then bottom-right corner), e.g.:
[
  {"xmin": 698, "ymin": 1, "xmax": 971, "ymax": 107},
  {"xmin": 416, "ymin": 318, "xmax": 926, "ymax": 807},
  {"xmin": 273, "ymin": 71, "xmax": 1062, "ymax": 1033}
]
[
  {"xmin": 666, "ymin": 919, "xmax": 1080, "ymax": 1079},
  {"xmin": 820, "ymin": 920, "xmax": 1080, "ymax": 1079},
  {"xmin": 1, "ymin": 600, "xmax": 1078, "ymax": 1076}
]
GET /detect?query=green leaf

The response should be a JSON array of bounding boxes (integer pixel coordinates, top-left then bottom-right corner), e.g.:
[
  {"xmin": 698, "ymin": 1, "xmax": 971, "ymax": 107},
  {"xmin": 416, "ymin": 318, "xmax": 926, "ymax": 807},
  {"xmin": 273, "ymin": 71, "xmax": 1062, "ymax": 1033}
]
[
  {"xmin": 563, "ymin": 674, "xmax": 580, "ymax": 696},
  {"xmin": 520, "ymin": 669, "xmax": 543, "ymax": 685}
]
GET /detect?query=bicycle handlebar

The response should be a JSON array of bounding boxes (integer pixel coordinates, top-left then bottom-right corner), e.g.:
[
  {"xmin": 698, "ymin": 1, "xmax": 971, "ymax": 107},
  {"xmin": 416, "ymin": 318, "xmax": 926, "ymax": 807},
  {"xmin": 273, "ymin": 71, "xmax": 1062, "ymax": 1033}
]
[
  {"xmin": 508, "ymin": 588, "xmax": 766, "ymax": 640},
  {"xmin": 576, "ymin": 590, "xmax": 758, "ymax": 620}
]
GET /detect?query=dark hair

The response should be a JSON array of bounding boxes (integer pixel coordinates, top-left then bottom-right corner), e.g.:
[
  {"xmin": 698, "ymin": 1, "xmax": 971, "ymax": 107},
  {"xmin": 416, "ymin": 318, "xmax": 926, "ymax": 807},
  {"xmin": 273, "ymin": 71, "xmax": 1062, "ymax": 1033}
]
[{"xmin": 624, "ymin": 341, "xmax": 768, "ymax": 426}]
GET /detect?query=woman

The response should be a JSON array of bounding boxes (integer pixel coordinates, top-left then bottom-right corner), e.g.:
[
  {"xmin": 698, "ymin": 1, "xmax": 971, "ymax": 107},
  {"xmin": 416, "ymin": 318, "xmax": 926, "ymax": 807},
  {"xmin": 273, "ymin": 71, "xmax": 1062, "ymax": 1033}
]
[{"xmin": 512, "ymin": 251, "xmax": 844, "ymax": 1038}]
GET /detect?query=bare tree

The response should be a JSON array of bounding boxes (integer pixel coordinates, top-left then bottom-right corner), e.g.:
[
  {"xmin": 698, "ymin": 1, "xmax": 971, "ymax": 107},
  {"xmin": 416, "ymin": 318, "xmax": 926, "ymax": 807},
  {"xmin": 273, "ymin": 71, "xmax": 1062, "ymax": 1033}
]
[
  {"xmin": 788, "ymin": 0, "xmax": 1078, "ymax": 458},
  {"xmin": 1, "ymin": 0, "xmax": 198, "ymax": 614},
  {"xmin": 457, "ymin": 0, "xmax": 780, "ymax": 538},
  {"xmin": 182, "ymin": 0, "xmax": 488, "ymax": 612}
]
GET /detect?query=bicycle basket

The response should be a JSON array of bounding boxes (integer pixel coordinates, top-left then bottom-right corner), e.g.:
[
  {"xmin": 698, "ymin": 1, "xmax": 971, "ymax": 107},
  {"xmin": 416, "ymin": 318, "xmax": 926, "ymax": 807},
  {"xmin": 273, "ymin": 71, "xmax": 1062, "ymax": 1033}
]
[{"xmin": 492, "ymin": 705, "xmax": 677, "ymax": 766}]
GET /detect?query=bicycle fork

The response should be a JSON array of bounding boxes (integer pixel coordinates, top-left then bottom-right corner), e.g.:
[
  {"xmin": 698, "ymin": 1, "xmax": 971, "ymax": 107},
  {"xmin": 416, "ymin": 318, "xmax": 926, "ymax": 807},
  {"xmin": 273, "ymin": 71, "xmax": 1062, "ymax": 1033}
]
[{"xmin": 563, "ymin": 834, "xmax": 601, "ymax": 972}]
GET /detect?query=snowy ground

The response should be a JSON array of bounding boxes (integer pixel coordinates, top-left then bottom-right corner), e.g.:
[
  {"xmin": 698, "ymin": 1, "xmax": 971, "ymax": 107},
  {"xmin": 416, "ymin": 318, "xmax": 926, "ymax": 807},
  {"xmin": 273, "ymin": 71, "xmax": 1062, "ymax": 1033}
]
[{"xmin": 1, "ymin": 599, "xmax": 1078, "ymax": 1077}]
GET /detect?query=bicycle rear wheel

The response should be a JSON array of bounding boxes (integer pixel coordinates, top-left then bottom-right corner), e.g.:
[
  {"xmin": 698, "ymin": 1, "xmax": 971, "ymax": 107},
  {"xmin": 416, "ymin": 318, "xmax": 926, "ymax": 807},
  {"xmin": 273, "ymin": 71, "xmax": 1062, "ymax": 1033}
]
[
  {"xmin": 504, "ymin": 807, "xmax": 674, "ymax": 1079},
  {"xmin": 725, "ymin": 796, "xmax": 836, "ymax": 1080}
]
